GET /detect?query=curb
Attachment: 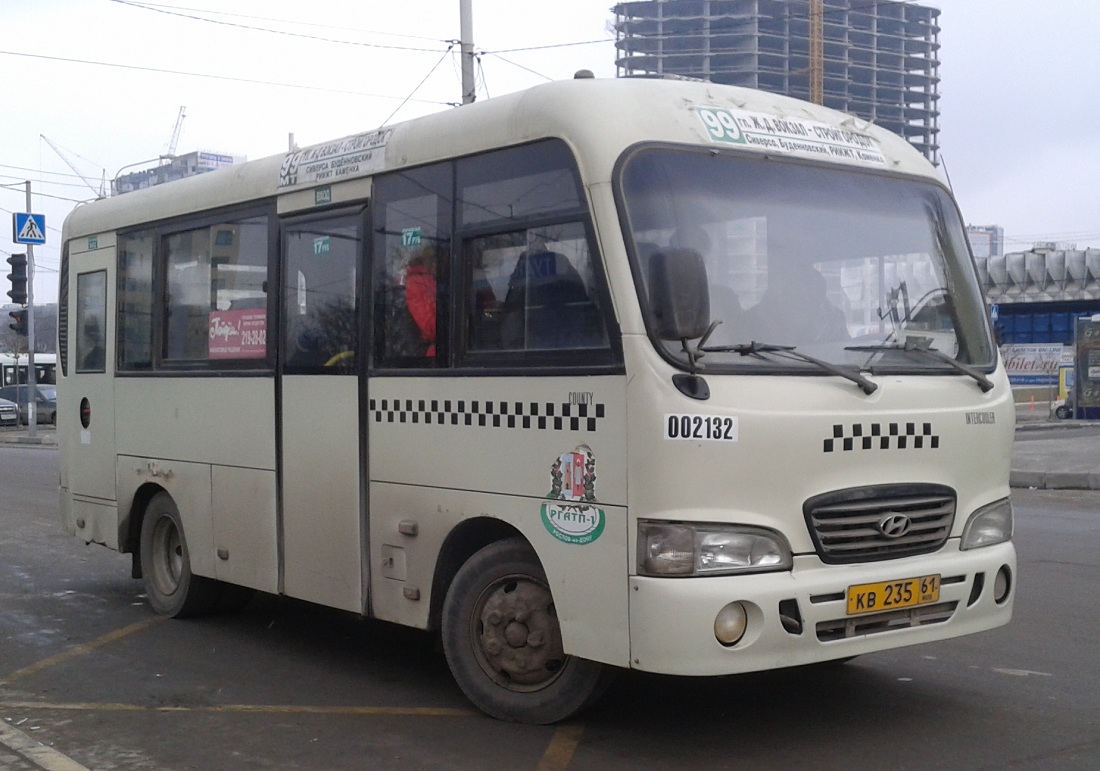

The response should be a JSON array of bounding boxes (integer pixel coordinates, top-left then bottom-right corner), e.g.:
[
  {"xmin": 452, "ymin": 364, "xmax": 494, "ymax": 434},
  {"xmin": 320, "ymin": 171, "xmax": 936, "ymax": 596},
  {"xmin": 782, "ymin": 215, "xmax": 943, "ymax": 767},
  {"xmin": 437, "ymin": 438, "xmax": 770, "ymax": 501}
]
[
  {"xmin": 0, "ymin": 431, "xmax": 56, "ymax": 448},
  {"xmin": 1015, "ymin": 420, "xmax": 1100, "ymax": 433},
  {"xmin": 1010, "ymin": 470, "xmax": 1100, "ymax": 491}
]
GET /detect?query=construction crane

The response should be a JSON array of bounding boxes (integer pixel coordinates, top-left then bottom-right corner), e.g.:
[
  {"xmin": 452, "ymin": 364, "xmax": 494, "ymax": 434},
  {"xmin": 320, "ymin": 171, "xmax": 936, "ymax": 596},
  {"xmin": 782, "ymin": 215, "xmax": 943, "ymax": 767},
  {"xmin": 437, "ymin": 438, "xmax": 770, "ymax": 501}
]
[
  {"xmin": 164, "ymin": 106, "xmax": 186, "ymax": 157},
  {"xmin": 809, "ymin": 0, "xmax": 824, "ymax": 104},
  {"xmin": 39, "ymin": 134, "xmax": 106, "ymax": 198}
]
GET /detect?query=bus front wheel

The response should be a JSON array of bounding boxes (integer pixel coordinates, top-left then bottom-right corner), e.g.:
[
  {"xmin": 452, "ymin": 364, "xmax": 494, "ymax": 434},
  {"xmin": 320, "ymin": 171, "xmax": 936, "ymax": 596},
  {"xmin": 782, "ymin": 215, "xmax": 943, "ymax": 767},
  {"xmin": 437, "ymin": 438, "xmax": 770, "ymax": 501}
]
[
  {"xmin": 441, "ymin": 537, "xmax": 610, "ymax": 724},
  {"xmin": 139, "ymin": 492, "xmax": 221, "ymax": 618}
]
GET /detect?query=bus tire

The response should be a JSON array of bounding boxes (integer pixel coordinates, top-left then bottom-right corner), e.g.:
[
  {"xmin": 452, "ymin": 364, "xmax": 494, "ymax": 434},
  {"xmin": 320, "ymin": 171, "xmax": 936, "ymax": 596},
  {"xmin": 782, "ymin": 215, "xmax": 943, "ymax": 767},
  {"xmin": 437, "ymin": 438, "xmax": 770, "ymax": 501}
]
[
  {"xmin": 139, "ymin": 492, "xmax": 221, "ymax": 618},
  {"xmin": 441, "ymin": 537, "xmax": 610, "ymax": 724}
]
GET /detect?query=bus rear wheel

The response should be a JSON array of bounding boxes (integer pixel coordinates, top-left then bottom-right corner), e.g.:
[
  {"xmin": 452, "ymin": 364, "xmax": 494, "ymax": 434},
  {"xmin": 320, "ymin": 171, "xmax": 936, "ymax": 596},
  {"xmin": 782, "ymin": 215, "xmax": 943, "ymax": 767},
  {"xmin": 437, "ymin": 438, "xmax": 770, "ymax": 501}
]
[
  {"xmin": 139, "ymin": 492, "xmax": 221, "ymax": 618},
  {"xmin": 441, "ymin": 537, "xmax": 610, "ymax": 724}
]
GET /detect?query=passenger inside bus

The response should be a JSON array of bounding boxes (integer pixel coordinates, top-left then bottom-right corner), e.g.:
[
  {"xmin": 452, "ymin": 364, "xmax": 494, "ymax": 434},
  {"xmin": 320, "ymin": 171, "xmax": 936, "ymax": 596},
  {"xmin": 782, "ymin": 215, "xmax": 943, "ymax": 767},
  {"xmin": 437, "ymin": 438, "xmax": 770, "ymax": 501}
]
[
  {"xmin": 288, "ymin": 323, "xmax": 331, "ymax": 368},
  {"xmin": 403, "ymin": 246, "xmax": 438, "ymax": 357},
  {"xmin": 745, "ymin": 263, "xmax": 849, "ymax": 345},
  {"xmin": 500, "ymin": 250, "xmax": 602, "ymax": 350},
  {"xmin": 377, "ymin": 244, "xmax": 440, "ymax": 360},
  {"xmin": 79, "ymin": 318, "xmax": 106, "ymax": 371}
]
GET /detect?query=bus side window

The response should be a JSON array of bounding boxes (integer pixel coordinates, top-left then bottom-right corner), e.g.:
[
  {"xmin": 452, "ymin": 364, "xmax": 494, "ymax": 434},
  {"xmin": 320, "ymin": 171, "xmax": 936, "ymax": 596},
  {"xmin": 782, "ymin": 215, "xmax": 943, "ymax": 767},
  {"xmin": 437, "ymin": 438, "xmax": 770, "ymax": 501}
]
[
  {"xmin": 456, "ymin": 139, "xmax": 612, "ymax": 362},
  {"xmin": 283, "ymin": 215, "xmax": 361, "ymax": 373},
  {"xmin": 118, "ymin": 231, "xmax": 155, "ymax": 371},
  {"xmin": 75, "ymin": 270, "xmax": 108, "ymax": 372},
  {"xmin": 372, "ymin": 163, "xmax": 452, "ymax": 368},
  {"xmin": 163, "ymin": 215, "xmax": 270, "ymax": 366}
]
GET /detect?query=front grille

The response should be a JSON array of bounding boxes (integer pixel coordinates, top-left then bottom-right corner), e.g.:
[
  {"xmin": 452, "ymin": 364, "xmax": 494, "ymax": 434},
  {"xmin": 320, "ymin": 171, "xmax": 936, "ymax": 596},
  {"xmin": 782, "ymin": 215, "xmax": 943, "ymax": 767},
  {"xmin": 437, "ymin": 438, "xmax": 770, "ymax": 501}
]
[
  {"xmin": 817, "ymin": 601, "xmax": 958, "ymax": 641},
  {"xmin": 804, "ymin": 484, "xmax": 956, "ymax": 563}
]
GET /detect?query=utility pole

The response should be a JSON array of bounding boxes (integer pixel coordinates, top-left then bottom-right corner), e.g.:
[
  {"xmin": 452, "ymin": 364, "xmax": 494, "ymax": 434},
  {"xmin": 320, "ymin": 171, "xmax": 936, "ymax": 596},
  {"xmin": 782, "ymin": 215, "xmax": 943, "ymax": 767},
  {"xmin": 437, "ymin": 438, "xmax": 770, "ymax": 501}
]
[
  {"xmin": 460, "ymin": 0, "xmax": 476, "ymax": 104},
  {"xmin": 23, "ymin": 180, "xmax": 37, "ymax": 439}
]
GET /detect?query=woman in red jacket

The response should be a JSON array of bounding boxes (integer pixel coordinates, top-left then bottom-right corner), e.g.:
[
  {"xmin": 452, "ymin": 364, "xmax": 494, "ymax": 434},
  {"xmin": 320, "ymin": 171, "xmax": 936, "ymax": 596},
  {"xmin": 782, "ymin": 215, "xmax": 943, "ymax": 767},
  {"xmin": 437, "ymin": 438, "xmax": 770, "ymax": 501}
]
[{"xmin": 404, "ymin": 247, "xmax": 437, "ymax": 357}]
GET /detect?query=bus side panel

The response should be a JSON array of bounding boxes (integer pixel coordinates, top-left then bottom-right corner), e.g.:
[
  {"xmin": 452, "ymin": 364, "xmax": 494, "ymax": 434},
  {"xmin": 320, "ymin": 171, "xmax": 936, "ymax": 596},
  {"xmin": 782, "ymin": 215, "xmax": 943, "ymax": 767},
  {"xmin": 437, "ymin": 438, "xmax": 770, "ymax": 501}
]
[
  {"xmin": 114, "ymin": 378, "xmax": 276, "ymax": 471},
  {"xmin": 211, "ymin": 465, "xmax": 278, "ymax": 593},
  {"xmin": 116, "ymin": 455, "xmax": 217, "ymax": 579},
  {"xmin": 367, "ymin": 375, "xmax": 630, "ymax": 667},
  {"xmin": 280, "ymin": 375, "xmax": 362, "ymax": 613},
  {"xmin": 369, "ymin": 482, "xmax": 630, "ymax": 664},
  {"xmin": 65, "ymin": 499, "xmax": 119, "ymax": 550},
  {"xmin": 114, "ymin": 378, "xmax": 276, "ymax": 582}
]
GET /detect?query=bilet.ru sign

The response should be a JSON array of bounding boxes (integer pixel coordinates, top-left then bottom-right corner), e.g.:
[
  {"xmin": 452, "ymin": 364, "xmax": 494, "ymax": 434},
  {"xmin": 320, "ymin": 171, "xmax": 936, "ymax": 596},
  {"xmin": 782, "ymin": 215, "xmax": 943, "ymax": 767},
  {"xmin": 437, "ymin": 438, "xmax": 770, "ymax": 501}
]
[{"xmin": 13, "ymin": 212, "xmax": 46, "ymax": 245}]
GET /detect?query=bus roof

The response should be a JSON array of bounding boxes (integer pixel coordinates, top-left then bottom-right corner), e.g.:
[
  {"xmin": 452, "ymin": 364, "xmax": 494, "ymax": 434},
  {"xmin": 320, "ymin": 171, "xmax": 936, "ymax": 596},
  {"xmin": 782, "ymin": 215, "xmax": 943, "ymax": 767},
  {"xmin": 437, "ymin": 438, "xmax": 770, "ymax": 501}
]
[{"xmin": 63, "ymin": 76, "xmax": 938, "ymax": 240}]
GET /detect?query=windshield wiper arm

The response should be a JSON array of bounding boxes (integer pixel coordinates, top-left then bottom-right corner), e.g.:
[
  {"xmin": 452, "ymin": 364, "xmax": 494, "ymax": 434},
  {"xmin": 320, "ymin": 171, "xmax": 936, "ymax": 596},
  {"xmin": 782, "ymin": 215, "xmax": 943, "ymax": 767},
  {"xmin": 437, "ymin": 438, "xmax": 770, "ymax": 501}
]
[
  {"xmin": 702, "ymin": 341, "xmax": 878, "ymax": 395},
  {"xmin": 845, "ymin": 337, "xmax": 994, "ymax": 393}
]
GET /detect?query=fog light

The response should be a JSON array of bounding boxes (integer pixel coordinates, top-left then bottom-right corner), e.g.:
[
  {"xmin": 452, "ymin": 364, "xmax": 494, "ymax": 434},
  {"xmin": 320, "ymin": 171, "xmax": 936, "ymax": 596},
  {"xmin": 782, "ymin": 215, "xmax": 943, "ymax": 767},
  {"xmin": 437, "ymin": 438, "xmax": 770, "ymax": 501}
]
[
  {"xmin": 714, "ymin": 602, "xmax": 748, "ymax": 646},
  {"xmin": 994, "ymin": 565, "xmax": 1012, "ymax": 604}
]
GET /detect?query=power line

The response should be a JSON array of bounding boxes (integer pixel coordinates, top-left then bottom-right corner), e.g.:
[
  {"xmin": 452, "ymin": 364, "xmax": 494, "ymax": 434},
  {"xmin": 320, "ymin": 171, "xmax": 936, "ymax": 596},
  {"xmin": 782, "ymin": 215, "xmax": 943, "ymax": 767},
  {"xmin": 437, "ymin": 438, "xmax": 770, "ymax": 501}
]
[
  {"xmin": 109, "ymin": 0, "xmax": 449, "ymax": 53},
  {"xmin": 0, "ymin": 176, "xmax": 99, "ymax": 194},
  {"xmin": 0, "ymin": 50, "xmax": 454, "ymax": 106},
  {"xmin": 119, "ymin": 1, "xmax": 450, "ymax": 44},
  {"xmin": 481, "ymin": 52, "xmax": 552, "ymax": 83},
  {"xmin": 0, "ymin": 164, "xmax": 98, "ymax": 183},
  {"xmin": 485, "ymin": 38, "xmax": 611, "ymax": 55},
  {"xmin": 380, "ymin": 46, "xmax": 458, "ymax": 127},
  {"xmin": 115, "ymin": 0, "xmax": 615, "ymax": 57}
]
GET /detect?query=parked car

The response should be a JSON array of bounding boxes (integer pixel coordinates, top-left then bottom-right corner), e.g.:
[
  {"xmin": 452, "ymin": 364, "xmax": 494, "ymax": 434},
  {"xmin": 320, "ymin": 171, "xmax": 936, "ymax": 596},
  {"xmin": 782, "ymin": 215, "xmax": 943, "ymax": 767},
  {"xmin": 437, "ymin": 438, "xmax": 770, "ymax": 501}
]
[
  {"xmin": 0, "ymin": 397, "xmax": 18, "ymax": 427},
  {"xmin": 1051, "ymin": 391, "xmax": 1076, "ymax": 419},
  {"xmin": 0, "ymin": 384, "xmax": 57, "ymax": 425}
]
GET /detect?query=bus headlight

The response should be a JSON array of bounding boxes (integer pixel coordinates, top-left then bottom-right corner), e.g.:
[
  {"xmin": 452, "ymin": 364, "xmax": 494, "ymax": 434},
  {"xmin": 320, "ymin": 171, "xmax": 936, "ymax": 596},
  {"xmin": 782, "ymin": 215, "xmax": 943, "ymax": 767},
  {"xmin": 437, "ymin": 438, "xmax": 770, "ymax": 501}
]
[
  {"xmin": 638, "ymin": 521, "xmax": 792, "ymax": 577},
  {"xmin": 961, "ymin": 498, "xmax": 1013, "ymax": 550}
]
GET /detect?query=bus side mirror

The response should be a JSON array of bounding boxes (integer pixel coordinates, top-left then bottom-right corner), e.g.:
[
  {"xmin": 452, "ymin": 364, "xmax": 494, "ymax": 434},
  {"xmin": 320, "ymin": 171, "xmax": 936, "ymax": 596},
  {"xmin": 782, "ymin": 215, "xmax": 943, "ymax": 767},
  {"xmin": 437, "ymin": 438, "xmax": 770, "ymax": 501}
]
[{"xmin": 648, "ymin": 248, "xmax": 711, "ymax": 341}]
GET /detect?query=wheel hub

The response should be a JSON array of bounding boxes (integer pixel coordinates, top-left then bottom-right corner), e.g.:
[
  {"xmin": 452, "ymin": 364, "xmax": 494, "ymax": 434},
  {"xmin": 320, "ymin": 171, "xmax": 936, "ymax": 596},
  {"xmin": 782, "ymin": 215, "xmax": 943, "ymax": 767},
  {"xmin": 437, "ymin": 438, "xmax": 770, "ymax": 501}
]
[{"xmin": 478, "ymin": 579, "xmax": 564, "ymax": 686}]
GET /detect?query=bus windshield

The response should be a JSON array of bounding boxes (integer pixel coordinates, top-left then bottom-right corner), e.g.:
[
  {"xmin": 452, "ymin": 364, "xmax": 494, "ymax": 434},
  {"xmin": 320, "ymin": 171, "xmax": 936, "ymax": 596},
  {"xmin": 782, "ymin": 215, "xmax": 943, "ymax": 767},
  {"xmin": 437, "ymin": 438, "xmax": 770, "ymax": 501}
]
[{"xmin": 619, "ymin": 148, "xmax": 996, "ymax": 374}]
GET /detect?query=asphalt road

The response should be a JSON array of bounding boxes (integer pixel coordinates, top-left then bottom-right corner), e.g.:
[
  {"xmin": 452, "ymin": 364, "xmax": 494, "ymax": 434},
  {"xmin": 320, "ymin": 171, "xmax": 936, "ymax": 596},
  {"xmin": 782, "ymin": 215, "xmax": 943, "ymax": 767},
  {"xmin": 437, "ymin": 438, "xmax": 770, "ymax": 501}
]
[{"xmin": 1, "ymin": 446, "xmax": 1098, "ymax": 769}]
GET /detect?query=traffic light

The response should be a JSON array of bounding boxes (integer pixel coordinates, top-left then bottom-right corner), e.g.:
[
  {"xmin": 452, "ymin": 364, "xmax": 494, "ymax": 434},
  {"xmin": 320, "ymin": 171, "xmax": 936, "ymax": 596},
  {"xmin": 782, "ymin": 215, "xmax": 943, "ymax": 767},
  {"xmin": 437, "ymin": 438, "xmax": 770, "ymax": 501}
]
[
  {"xmin": 6, "ymin": 253, "xmax": 28, "ymax": 305},
  {"xmin": 8, "ymin": 307, "xmax": 27, "ymax": 336}
]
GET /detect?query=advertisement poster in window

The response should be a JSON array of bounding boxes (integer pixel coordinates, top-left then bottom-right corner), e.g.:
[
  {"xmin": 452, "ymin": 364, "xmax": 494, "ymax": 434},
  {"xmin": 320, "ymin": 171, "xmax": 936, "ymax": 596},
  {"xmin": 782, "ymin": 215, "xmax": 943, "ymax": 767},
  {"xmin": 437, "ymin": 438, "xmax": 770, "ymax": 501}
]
[{"xmin": 209, "ymin": 310, "xmax": 267, "ymax": 359}]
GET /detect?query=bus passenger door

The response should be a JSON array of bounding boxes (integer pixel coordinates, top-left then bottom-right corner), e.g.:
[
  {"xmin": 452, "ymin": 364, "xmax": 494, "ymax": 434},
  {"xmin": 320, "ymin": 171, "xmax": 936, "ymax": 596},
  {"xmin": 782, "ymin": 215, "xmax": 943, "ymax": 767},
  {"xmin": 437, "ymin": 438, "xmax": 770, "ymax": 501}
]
[{"xmin": 278, "ymin": 213, "xmax": 365, "ymax": 613}]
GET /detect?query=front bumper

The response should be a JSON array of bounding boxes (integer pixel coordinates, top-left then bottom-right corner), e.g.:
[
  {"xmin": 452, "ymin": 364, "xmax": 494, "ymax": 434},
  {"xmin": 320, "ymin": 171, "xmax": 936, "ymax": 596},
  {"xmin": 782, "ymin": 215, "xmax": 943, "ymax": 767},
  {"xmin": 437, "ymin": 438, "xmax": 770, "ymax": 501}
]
[{"xmin": 628, "ymin": 540, "xmax": 1015, "ymax": 675}]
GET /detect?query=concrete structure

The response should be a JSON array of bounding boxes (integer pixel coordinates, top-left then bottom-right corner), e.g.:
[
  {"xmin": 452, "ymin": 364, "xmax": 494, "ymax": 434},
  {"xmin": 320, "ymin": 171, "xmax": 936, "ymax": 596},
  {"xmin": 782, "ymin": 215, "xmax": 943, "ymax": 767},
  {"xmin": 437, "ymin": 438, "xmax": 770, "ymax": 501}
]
[
  {"xmin": 112, "ymin": 150, "xmax": 244, "ymax": 196},
  {"xmin": 613, "ymin": 0, "xmax": 941, "ymax": 162},
  {"xmin": 967, "ymin": 225, "xmax": 1005, "ymax": 259},
  {"xmin": 977, "ymin": 249, "xmax": 1100, "ymax": 344}
]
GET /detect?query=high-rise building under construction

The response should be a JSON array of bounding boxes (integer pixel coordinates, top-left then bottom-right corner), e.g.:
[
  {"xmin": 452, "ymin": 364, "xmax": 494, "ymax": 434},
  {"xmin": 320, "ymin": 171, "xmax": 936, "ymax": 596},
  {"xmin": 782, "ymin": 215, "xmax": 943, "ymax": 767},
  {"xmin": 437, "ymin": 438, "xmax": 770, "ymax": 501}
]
[{"xmin": 613, "ymin": 0, "xmax": 941, "ymax": 163}]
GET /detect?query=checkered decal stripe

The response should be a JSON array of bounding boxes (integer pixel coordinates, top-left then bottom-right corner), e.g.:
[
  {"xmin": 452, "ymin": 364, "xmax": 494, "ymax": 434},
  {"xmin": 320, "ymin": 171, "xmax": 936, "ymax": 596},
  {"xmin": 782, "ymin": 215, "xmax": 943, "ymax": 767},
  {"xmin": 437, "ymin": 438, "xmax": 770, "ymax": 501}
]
[
  {"xmin": 369, "ymin": 399, "xmax": 605, "ymax": 432},
  {"xmin": 824, "ymin": 422, "xmax": 939, "ymax": 452}
]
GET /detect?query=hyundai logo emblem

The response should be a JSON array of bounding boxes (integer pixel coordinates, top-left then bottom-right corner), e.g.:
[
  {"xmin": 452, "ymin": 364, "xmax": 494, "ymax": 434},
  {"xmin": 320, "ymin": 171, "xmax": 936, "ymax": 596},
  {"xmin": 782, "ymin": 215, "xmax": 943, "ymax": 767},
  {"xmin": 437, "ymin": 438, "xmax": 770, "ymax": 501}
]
[{"xmin": 878, "ymin": 513, "xmax": 912, "ymax": 539}]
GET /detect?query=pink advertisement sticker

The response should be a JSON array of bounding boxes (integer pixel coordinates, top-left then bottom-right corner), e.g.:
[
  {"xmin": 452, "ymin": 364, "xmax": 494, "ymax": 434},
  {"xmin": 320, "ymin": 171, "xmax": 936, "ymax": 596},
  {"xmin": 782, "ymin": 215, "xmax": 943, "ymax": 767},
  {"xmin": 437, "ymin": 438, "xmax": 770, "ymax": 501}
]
[{"xmin": 209, "ymin": 309, "xmax": 267, "ymax": 359}]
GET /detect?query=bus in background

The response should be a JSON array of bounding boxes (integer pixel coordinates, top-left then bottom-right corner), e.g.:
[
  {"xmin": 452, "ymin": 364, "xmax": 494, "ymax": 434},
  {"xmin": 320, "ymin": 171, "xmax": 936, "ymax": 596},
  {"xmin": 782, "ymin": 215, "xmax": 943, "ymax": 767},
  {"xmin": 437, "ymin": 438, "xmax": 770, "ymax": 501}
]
[
  {"xmin": 1, "ymin": 352, "xmax": 56, "ymax": 387},
  {"xmin": 57, "ymin": 75, "xmax": 1015, "ymax": 724}
]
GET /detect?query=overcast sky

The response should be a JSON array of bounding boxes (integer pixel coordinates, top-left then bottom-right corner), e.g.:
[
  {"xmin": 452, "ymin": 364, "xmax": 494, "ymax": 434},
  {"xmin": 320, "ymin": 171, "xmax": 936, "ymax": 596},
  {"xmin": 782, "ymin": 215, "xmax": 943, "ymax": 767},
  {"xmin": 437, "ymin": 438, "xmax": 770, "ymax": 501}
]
[{"xmin": 3, "ymin": 0, "xmax": 1098, "ymax": 305}]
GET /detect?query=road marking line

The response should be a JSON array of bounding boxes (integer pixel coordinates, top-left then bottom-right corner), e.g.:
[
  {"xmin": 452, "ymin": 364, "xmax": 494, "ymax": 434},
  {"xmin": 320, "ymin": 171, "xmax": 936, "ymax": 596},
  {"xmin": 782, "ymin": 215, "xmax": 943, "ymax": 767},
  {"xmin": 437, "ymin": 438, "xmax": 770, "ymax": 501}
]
[
  {"xmin": 992, "ymin": 668, "xmax": 1053, "ymax": 677},
  {"xmin": 0, "ymin": 616, "xmax": 165, "ymax": 686},
  {"xmin": 537, "ymin": 724, "xmax": 585, "ymax": 771},
  {"xmin": 0, "ymin": 701, "xmax": 476, "ymax": 717},
  {"xmin": 0, "ymin": 718, "xmax": 90, "ymax": 771}
]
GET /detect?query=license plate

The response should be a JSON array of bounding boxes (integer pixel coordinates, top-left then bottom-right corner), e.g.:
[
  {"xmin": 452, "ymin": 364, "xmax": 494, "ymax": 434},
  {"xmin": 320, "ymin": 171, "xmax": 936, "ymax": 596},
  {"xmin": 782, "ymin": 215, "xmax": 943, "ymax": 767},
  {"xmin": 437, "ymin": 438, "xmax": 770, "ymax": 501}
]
[{"xmin": 846, "ymin": 574, "xmax": 940, "ymax": 616}]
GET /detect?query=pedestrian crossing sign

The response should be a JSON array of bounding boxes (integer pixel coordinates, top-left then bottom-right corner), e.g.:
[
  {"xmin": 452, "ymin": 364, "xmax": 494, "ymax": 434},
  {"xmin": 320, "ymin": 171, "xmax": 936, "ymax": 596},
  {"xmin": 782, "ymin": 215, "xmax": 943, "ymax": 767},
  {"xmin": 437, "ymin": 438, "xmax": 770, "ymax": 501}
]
[{"xmin": 13, "ymin": 212, "xmax": 46, "ymax": 245}]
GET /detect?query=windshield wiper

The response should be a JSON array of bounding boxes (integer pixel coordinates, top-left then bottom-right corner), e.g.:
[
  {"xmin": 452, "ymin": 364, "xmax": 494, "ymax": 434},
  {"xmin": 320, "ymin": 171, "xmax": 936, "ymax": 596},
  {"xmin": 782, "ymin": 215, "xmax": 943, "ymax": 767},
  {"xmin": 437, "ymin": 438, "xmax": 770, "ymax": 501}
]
[
  {"xmin": 702, "ymin": 341, "xmax": 878, "ymax": 395},
  {"xmin": 845, "ymin": 336, "xmax": 994, "ymax": 393}
]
